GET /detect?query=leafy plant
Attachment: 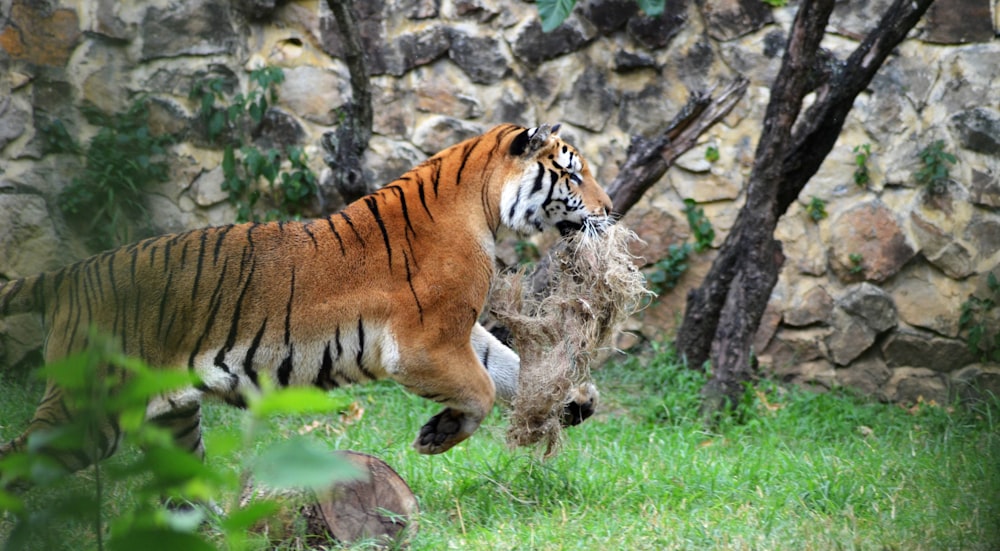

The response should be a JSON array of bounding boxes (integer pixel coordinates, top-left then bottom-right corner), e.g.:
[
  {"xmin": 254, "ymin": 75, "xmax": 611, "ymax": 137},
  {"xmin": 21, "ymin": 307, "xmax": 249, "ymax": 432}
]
[
  {"xmin": 56, "ymin": 98, "xmax": 174, "ymax": 250},
  {"xmin": 537, "ymin": 0, "xmax": 664, "ymax": 32},
  {"xmin": 852, "ymin": 143, "xmax": 871, "ymax": 187},
  {"xmin": 191, "ymin": 67, "xmax": 318, "ymax": 223},
  {"xmin": 848, "ymin": 252, "xmax": 864, "ymax": 274},
  {"xmin": 761, "ymin": 0, "xmax": 789, "ymax": 7},
  {"xmin": 704, "ymin": 145, "xmax": 720, "ymax": 163},
  {"xmin": 915, "ymin": 139, "xmax": 957, "ymax": 195},
  {"xmin": 646, "ymin": 199, "xmax": 716, "ymax": 295},
  {"xmin": 959, "ymin": 273, "xmax": 1000, "ymax": 363},
  {"xmin": 39, "ymin": 118, "xmax": 81, "ymax": 155},
  {"xmin": 0, "ymin": 334, "xmax": 356, "ymax": 550},
  {"xmin": 683, "ymin": 199, "xmax": 715, "ymax": 252},
  {"xmin": 805, "ymin": 196, "xmax": 828, "ymax": 222},
  {"xmin": 646, "ymin": 242, "xmax": 692, "ymax": 295}
]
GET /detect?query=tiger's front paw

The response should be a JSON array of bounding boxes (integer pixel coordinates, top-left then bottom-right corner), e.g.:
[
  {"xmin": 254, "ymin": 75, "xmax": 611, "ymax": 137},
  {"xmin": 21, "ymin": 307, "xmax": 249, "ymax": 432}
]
[
  {"xmin": 561, "ymin": 382, "xmax": 599, "ymax": 427},
  {"xmin": 413, "ymin": 408, "xmax": 479, "ymax": 455}
]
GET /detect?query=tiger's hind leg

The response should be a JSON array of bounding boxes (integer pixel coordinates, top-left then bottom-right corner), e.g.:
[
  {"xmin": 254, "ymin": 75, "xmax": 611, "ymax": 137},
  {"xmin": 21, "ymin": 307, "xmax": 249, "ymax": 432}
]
[
  {"xmin": 146, "ymin": 395, "xmax": 213, "ymax": 511},
  {"xmin": 396, "ymin": 345, "xmax": 496, "ymax": 455},
  {"xmin": 147, "ymin": 396, "xmax": 206, "ymax": 463},
  {"xmin": 0, "ymin": 380, "xmax": 123, "ymax": 491}
]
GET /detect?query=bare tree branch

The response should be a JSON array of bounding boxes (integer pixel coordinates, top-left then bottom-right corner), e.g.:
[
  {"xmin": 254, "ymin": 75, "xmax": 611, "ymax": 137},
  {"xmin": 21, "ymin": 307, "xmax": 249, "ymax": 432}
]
[{"xmin": 605, "ymin": 77, "xmax": 749, "ymax": 217}]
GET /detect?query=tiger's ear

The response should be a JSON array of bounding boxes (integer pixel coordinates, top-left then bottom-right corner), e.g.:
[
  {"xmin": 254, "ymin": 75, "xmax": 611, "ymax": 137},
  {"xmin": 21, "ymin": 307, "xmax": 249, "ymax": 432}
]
[{"xmin": 510, "ymin": 124, "xmax": 557, "ymax": 157}]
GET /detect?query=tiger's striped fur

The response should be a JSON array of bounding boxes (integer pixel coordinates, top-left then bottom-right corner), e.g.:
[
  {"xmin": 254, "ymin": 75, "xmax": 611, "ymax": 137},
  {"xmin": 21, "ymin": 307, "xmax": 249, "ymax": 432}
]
[{"xmin": 0, "ymin": 123, "xmax": 611, "ymax": 482}]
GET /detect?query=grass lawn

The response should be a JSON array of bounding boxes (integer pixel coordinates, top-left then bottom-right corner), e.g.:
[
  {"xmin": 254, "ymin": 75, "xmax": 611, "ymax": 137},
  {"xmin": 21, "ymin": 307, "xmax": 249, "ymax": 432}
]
[{"xmin": 2, "ymin": 346, "xmax": 999, "ymax": 549}]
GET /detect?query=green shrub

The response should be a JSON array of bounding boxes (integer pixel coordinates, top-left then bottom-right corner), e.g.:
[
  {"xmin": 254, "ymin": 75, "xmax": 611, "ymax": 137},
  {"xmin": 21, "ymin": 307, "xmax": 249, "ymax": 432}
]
[
  {"xmin": 191, "ymin": 67, "xmax": 318, "ymax": 223},
  {"xmin": 0, "ymin": 335, "xmax": 356, "ymax": 550},
  {"xmin": 959, "ymin": 273, "xmax": 1000, "ymax": 363},
  {"xmin": 852, "ymin": 143, "xmax": 872, "ymax": 187},
  {"xmin": 646, "ymin": 242, "xmax": 692, "ymax": 295},
  {"xmin": 683, "ymin": 199, "xmax": 715, "ymax": 252},
  {"xmin": 645, "ymin": 199, "xmax": 715, "ymax": 296},
  {"xmin": 805, "ymin": 196, "xmax": 828, "ymax": 222},
  {"xmin": 55, "ymin": 99, "xmax": 174, "ymax": 250},
  {"xmin": 915, "ymin": 139, "xmax": 957, "ymax": 194}
]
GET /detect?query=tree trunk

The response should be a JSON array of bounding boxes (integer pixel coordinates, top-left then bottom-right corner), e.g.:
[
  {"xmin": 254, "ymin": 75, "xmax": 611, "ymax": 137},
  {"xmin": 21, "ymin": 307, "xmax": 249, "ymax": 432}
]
[
  {"xmin": 675, "ymin": 0, "xmax": 937, "ymax": 414},
  {"xmin": 322, "ymin": 0, "xmax": 374, "ymax": 204}
]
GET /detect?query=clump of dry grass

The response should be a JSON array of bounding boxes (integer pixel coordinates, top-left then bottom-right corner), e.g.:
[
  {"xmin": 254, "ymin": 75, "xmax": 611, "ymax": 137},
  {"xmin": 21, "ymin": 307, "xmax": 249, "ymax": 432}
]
[{"xmin": 491, "ymin": 224, "xmax": 650, "ymax": 454}]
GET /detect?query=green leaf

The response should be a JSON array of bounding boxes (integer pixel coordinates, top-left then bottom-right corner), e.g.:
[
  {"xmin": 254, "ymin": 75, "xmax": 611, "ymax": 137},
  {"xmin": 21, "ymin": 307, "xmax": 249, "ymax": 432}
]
[
  {"xmin": 0, "ymin": 489, "xmax": 25, "ymax": 515},
  {"xmin": 109, "ymin": 528, "xmax": 216, "ymax": 551},
  {"xmin": 537, "ymin": 0, "xmax": 576, "ymax": 32},
  {"xmin": 248, "ymin": 101, "xmax": 263, "ymax": 124},
  {"xmin": 636, "ymin": 0, "xmax": 665, "ymax": 16},
  {"xmin": 704, "ymin": 145, "xmax": 720, "ymax": 163},
  {"xmin": 252, "ymin": 436, "xmax": 364, "ymax": 490},
  {"xmin": 209, "ymin": 110, "xmax": 226, "ymax": 139},
  {"xmin": 221, "ymin": 500, "xmax": 281, "ymax": 532},
  {"xmin": 107, "ymin": 369, "xmax": 197, "ymax": 410},
  {"xmin": 251, "ymin": 387, "xmax": 351, "ymax": 417},
  {"xmin": 222, "ymin": 145, "xmax": 237, "ymax": 178}
]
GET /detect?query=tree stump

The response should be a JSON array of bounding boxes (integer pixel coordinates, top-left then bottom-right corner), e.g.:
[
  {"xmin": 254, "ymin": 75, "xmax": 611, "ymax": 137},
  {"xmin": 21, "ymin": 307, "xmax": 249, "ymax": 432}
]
[{"xmin": 244, "ymin": 451, "xmax": 418, "ymax": 547}]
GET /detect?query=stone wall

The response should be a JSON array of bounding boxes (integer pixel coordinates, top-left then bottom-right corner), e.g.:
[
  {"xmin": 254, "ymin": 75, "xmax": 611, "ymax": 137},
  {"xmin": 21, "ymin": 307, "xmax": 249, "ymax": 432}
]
[{"xmin": 1, "ymin": 0, "xmax": 998, "ymax": 402}]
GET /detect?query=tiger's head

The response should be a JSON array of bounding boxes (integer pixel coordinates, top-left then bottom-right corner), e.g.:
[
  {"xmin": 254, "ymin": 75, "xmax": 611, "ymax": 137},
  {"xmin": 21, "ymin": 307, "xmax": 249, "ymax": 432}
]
[{"xmin": 499, "ymin": 124, "xmax": 613, "ymax": 237}]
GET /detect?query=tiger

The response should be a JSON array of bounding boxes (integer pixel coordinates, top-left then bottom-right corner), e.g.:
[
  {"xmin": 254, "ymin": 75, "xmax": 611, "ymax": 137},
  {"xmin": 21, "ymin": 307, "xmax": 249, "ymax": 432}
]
[{"xmin": 0, "ymin": 122, "xmax": 613, "ymax": 486}]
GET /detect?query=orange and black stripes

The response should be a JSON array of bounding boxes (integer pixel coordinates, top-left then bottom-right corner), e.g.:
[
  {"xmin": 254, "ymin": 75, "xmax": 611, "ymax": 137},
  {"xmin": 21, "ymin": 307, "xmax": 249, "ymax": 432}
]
[
  {"xmin": 0, "ymin": 123, "xmax": 614, "ymax": 482},
  {"xmin": 364, "ymin": 196, "xmax": 393, "ymax": 273}
]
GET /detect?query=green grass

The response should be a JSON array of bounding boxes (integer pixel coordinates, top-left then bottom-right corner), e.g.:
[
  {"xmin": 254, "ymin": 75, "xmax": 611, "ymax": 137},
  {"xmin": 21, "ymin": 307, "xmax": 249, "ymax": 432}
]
[{"xmin": 2, "ymin": 347, "xmax": 999, "ymax": 550}]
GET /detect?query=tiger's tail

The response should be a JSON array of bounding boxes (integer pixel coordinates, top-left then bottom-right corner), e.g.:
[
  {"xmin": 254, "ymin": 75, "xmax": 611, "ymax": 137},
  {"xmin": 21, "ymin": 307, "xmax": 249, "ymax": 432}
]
[{"xmin": 0, "ymin": 272, "xmax": 52, "ymax": 317}]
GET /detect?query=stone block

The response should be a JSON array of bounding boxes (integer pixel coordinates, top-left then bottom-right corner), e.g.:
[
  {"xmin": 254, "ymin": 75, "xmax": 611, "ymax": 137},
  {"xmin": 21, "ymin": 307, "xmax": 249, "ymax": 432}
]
[
  {"xmin": 561, "ymin": 67, "xmax": 616, "ymax": 132},
  {"xmin": 828, "ymin": 200, "xmax": 916, "ymax": 283},
  {"xmin": 625, "ymin": 0, "xmax": 686, "ymax": 49},
  {"xmin": 950, "ymin": 107, "xmax": 1000, "ymax": 156},
  {"xmin": 969, "ymin": 169, "xmax": 1000, "ymax": 209},
  {"xmin": 447, "ymin": 30, "xmax": 507, "ymax": 84},
  {"xmin": 141, "ymin": 0, "xmax": 239, "ymax": 60},
  {"xmin": 826, "ymin": 307, "xmax": 877, "ymax": 366},
  {"xmin": 835, "ymin": 354, "xmax": 891, "ymax": 397},
  {"xmin": 887, "ymin": 261, "xmax": 976, "ymax": 338},
  {"xmin": 922, "ymin": 0, "xmax": 994, "ymax": 44},
  {"xmin": 699, "ymin": 0, "xmax": 773, "ymax": 42},
  {"xmin": 397, "ymin": 26, "xmax": 451, "ymax": 73},
  {"xmin": 880, "ymin": 326, "xmax": 977, "ymax": 372},
  {"xmin": 278, "ymin": 66, "xmax": 351, "ymax": 126},
  {"xmin": 838, "ymin": 282, "xmax": 897, "ymax": 334},
  {"xmin": 253, "ymin": 108, "xmax": 307, "ymax": 152},
  {"xmin": 0, "ymin": 314, "xmax": 44, "ymax": 371},
  {"xmin": 770, "ymin": 359, "xmax": 836, "ymax": 389},
  {"xmin": 0, "ymin": 0, "xmax": 80, "ymax": 67},
  {"xmin": 0, "ymin": 93, "xmax": 29, "ymax": 153},
  {"xmin": 952, "ymin": 364, "xmax": 1000, "ymax": 404},
  {"xmin": 0, "ymin": 194, "xmax": 65, "ymax": 278},
  {"xmin": 762, "ymin": 326, "xmax": 831, "ymax": 370},
  {"xmin": 410, "ymin": 116, "xmax": 484, "ymax": 155},
  {"xmin": 783, "ymin": 285, "xmax": 833, "ymax": 327},
  {"xmin": 579, "ymin": 0, "xmax": 639, "ymax": 35},
  {"xmin": 882, "ymin": 367, "xmax": 949, "ymax": 405},
  {"xmin": 509, "ymin": 16, "xmax": 596, "ymax": 66}
]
